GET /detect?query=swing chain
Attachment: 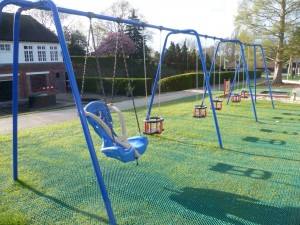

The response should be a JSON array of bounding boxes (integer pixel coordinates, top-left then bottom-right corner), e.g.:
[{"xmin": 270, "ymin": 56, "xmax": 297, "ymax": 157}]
[
  {"xmin": 89, "ymin": 16, "xmax": 116, "ymax": 143},
  {"xmin": 142, "ymin": 26, "xmax": 148, "ymax": 107},
  {"xmin": 158, "ymin": 29, "xmax": 162, "ymax": 116},
  {"xmin": 118, "ymin": 26, "xmax": 142, "ymax": 135},
  {"xmin": 80, "ymin": 17, "xmax": 92, "ymax": 98},
  {"xmin": 110, "ymin": 24, "xmax": 120, "ymax": 104},
  {"xmin": 89, "ymin": 17, "xmax": 106, "ymax": 101}
]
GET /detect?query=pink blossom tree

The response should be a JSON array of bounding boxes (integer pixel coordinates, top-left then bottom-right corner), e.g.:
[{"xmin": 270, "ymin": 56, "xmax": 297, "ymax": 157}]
[{"xmin": 95, "ymin": 31, "xmax": 136, "ymax": 56}]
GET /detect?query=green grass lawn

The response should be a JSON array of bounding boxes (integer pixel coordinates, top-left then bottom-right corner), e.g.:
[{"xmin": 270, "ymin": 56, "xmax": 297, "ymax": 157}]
[{"xmin": 0, "ymin": 97, "xmax": 299, "ymax": 224}]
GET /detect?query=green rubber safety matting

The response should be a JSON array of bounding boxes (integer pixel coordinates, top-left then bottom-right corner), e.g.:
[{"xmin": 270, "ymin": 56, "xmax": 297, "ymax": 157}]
[{"xmin": 1, "ymin": 98, "xmax": 299, "ymax": 224}]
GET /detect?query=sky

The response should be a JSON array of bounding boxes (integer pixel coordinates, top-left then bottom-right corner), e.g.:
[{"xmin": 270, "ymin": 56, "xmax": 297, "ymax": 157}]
[{"xmin": 51, "ymin": 0, "xmax": 239, "ymax": 50}]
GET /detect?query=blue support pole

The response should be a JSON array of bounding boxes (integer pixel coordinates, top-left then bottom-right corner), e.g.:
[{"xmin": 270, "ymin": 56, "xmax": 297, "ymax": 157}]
[
  {"xmin": 244, "ymin": 44, "xmax": 274, "ymax": 109},
  {"xmin": 43, "ymin": 1, "xmax": 116, "ymax": 224},
  {"xmin": 200, "ymin": 39, "xmax": 228, "ymax": 106},
  {"xmin": 226, "ymin": 55, "xmax": 242, "ymax": 105},
  {"xmin": 259, "ymin": 45, "xmax": 274, "ymax": 109},
  {"xmin": 147, "ymin": 30, "xmax": 223, "ymax": 148},
  {"xmin": 239, "ymin": 42, "xmax": 258, "ymax": 122},
  {"xmin": 194, "ymin": 32, "xmax": 223, "ymax": 149},
  {"xmin": 200, "ymin": 40, "xmax": 219, "ymax": 106},
  {"xmin": 254, "ymin": 46, "xmax": 257, "ymax": 103},
  {"xmin": 0, "ymin": 0, "xmax": 116, "ymax": 223},
  {"xmin": 12, "ymin": 8, "xmax": 22, "ymax": 181},
  {"xmin": 146, "ymin": 30, "xmax": 170, "ymax": 119},
  {"xmin": 202, "ymin": 40, "xmax": 258, "ymax": 122},
  {"xmin": 202, "ymin": 40, "xmax": 231, "ymax": 106},
  {"xmin": 0, "ymin": 0, "xmax": 273, "ymax": 223}
]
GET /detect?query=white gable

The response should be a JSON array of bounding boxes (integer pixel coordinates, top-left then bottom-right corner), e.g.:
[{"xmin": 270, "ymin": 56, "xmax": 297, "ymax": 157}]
[{"xmin": 0, "ymin": 41, "xmax": 63, "ymax": 64}]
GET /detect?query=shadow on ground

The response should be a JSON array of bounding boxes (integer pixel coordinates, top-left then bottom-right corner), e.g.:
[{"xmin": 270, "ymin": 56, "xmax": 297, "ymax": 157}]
[{"xmin": 168, "ymin": 187, "xmax": 299, "ymax": 225}]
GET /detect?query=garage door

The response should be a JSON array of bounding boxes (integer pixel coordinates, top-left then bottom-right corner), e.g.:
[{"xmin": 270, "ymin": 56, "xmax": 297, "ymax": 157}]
[{"xmin": 0, "ymin": 80, "xmax": 13, "ymax": 102}]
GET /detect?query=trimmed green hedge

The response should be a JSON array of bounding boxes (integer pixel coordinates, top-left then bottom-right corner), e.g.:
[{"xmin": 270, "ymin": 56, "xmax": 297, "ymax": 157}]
[
  {"xmin": 160, "ymin": 71, "xmax": 262, "ymax": 92},
  {"xmin": 71, "ymin": 56, "xmax": 186, "ymax": 79},
  {"xmin": 159, "ymin": 71, "xmax": 262, "ymax": 92},
  {"xmin": 76, "ymin": 77, "xmax": 152, "ymax": 96},
  {"xmin": 76, "ymin": 71, "xmax": 262, "ymax": 96}
]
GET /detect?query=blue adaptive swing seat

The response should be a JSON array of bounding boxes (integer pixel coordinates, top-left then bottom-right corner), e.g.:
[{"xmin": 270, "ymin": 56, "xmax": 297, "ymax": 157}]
[{"xmin": 84, "ymin": 101, "xmax": 148, "ymax": 163}]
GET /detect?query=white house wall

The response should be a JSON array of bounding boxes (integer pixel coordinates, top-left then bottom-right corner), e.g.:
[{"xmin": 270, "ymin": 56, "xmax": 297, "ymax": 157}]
[{"xmin": 0, "ymin": 41, "xmax": 63, "ymax": 64}]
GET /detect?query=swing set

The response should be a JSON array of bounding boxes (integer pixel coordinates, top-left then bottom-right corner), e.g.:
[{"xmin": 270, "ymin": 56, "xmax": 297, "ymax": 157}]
[
  {"xmin": 0, "ymin": 0, "xmax": 271, "ymax": 224},
  {"xmin": 196, "ymin": 37, "xmax": 226, "ymax": 113},
  {"xmin": 201, "ymin": 39, "xmax": 274, "ymax": 122},
  {"xmin": 226, "ymin": 43, "xmax": 274, "ymax": 108}
]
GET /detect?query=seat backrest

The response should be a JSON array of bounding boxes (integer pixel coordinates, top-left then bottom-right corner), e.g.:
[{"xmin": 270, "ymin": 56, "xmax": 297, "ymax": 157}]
[{"xmin": 84, "ymin": 101, "xmax": 117, "ymax": 148}]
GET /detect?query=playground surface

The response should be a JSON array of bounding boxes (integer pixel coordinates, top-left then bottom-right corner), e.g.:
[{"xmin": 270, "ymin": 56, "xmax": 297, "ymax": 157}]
[{"xmin": 1, "ymin": 89, "xmax": 299, "ymax": 224}]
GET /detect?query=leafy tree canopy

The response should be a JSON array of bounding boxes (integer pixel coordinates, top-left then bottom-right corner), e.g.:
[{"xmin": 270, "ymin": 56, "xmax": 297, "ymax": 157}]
[
  {"xmin": 64, "ymin": 29, "xmax": 86, "ymax": 56},
  {"xmin": 235, "ymin": 0, "xmax": 300, "ymax": 84}
]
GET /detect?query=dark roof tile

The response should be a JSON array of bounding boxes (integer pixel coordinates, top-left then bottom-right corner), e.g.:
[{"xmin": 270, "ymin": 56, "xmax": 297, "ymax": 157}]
[{"xmin": 0, "ymin": 12, "xmax": 58, "ymax": 43}]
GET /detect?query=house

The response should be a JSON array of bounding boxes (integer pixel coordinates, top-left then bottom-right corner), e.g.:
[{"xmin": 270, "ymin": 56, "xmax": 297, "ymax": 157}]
[{"xmin": 0, "ymin": 12, "xmax": 67, "ymax": 102}]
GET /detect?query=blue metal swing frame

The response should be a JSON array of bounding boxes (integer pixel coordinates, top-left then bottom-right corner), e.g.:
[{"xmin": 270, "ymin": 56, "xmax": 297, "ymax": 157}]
[
  {"xmin": 0, "ymin": 0, "xmax": 271, "ymax": 224},
  {"xmin": 146, "ymin": 29, "xmax": 223, "ymax": 148},
  {"xmin": 226, "ymin": 44, "xmax": 274, "ymax": 109},
  {"xmin": 201, "ymin": 39, "xmax": 274, "ymax": 123}
]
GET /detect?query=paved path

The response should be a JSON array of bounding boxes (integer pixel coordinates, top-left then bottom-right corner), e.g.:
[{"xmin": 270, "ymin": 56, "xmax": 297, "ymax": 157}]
[
  {"xmin": 0, "ymin": 89, "xmax": 202, "ymax": 135},
  {"xmin": 2, "ymin": 77, "xmax": 295, "ymax": 135}
]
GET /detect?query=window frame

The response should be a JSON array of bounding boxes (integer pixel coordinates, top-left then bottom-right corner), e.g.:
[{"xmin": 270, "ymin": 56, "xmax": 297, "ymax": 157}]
[
  {"xmin": 50, "ymin": 46, "xmax": 59, "ymax": 62},
  {"xmin": 37, "ymin": 45, "xmax": 47, "ymax": 62},
  {"xmin": 24, "ymin": 45, "xmax": 34, "ymax": 62},
  {"xmin": 0, "ymin": 43, "xmax": 11, "ymax": 51}
]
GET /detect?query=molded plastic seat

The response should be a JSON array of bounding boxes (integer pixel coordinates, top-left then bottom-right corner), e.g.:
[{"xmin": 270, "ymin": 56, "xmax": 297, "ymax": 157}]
[{"xmin": 84, "ymin": 101, "xmax": 148, "ymax": 163}]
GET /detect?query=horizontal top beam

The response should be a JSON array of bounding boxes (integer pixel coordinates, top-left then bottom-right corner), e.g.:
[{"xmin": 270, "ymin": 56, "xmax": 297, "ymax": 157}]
[{"xmin": 1, "ymin": 0, "xmax": 257, "ymax": 46}]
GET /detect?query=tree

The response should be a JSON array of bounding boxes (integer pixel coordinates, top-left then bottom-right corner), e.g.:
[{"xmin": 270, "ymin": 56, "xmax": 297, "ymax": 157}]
[
  {"xmin": 232, "ymin": 29, "xmax": 255, "ymax": 70},
  {"xmin": 289, "ymin": 27, "xmax": 300, "ymax": 57},
  {"xmin": 26, "ymin": 9, "xmax": 74, "ymax": 35},
  {"xmin": 125, "ymin": 9, "xmax": 149, "ymax": 60},
  {"xmin": 95, "ymin": 31, "xmax": 136, "ymax": 56},
  {"xmin": 92, "ymin": 1, "xmax": 153, "ymax": 57},
  {"xmin": 64, "ymin": 29, "xmax": 86, "ymax": 56},
  {"xmin": 235, "ymin": 0, "xmax": 300, "ymax": 84},
  {"xmin": 286, "ymin": 26, "xmax": 300, "ymax": 76},
  {"xmin": 92, "ymin": 0, "xmax": 132, "ymax": 47},
  {"xmin": 164, "ymin": 41, "xmax": 176, "ymax": 66},
  {"xmin": 181, "ymin": 40, "xmax": 189, "ymax": 71}
]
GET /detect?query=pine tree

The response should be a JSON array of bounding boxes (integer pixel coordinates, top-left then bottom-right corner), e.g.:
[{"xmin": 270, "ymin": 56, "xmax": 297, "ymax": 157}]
[{"xmin": 125, "ymin": 9, "xmax": 148, "ymax": 60}]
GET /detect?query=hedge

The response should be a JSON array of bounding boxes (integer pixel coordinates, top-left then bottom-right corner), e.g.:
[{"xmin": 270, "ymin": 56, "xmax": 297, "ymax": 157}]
[
  {"xmin": 159, "ymin": 71, "xmax": 262, "ymax": 92},
  {"xmin": 71, "ymin": 56, "xmax": 185, "ymax": 79},
  {"xmin": 76, "ymin": 71, "xmax": 262, "ymax": 96},
  {"xmin": 76, "ymin": 77, "xmax": 152, "ymax": 96}
]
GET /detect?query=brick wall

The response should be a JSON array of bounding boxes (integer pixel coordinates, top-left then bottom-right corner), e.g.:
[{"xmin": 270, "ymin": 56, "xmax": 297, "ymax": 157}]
[{"xmin": 0, "ymin": 62, "xmax": 66, "ymax": 99}]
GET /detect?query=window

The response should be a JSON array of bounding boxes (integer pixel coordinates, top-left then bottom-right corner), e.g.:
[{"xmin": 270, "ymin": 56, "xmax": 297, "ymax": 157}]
[
  {"xmin": 24, "ymin": 45, "xmax": 34, "ymax": 62},
  {"xmin": 50, "ymin": 46, "xmax": 58, "ymax": 61},
  {"xmin": 37, "ymin": 46, "xmax": 46, "ymax": 62},
  {"xmin": 0, "ymin": 44, "xmax": 10, "ymax": 51},
  {"xmin": 56, "ymin": 72, "xmax": 60, "ymax": 79}
]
